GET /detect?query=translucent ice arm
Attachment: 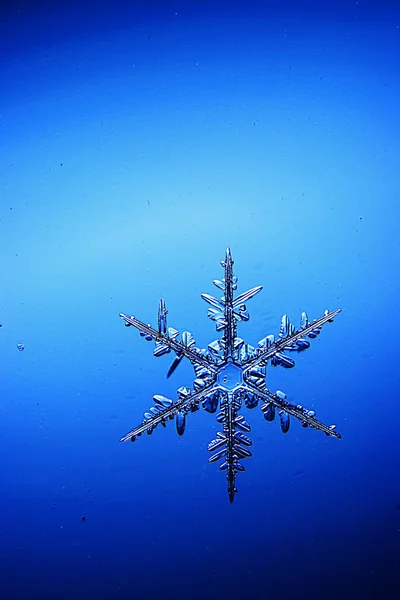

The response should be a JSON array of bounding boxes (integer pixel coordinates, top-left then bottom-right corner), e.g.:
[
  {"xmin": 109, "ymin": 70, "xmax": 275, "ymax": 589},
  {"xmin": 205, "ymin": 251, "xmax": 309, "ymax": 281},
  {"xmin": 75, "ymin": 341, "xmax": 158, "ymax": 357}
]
[
  {"xmin": 202, "ymin": 247, "xmax": 262, "ymax": 361},
  {"xmin": 246, "ymin": 382, "xmax": 341, "ymax": 438},
  {"xmin": 242, "ymin": 308, "xmax": 342, "ymax": 372},
  {"xmin": 208, "ymin": 392, "xmax": 252, "ymax": 503},
  {"xmin": 119, "ymin": 384, "xmax": 214, "ymax": 442},
  {"xmin": 119, "ymin": 312, "xmax": 216, "ymax": 373}
]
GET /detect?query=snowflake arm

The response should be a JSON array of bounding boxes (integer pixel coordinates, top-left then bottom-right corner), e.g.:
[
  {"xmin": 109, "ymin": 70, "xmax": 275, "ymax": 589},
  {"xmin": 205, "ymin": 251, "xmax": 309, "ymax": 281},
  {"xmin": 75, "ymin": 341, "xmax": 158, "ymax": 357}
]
[
  {"xmin": 208, "ymin": 392, "xmax": 252, "ymax": 503},
  {"xmin": 245, "ymin": 383, "xmax": 341, "ymax": 438},
  {"xmin": 119, "ymin": 312, "xmax": 217, "ymax": 374},
  {"xmin": 242, "ymin": 308, "xmax": 342, "ymax": 372},
  {"xmin": 201, "ymin": 247, "xmax": 263, "ymax": 361},
  {"xmin": 120, "ymin": 384, "xmax": 215, "ymax": 442}
]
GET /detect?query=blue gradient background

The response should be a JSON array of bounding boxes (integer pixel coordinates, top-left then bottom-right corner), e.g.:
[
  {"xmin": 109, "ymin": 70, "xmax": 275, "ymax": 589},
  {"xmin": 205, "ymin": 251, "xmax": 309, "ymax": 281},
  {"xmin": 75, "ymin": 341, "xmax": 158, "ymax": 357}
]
[{"xmin": 1, "ymin": 1, "xmax": 399, "ymax": 598}]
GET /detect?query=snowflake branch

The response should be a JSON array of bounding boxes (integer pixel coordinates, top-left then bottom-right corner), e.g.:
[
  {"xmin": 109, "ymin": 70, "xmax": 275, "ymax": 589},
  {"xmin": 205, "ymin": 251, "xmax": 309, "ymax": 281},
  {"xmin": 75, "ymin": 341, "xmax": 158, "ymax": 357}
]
[
  {"xmin": 246, "ymin": 383, "xmax": 341, "ymax": 438},
  {"xmin": 242, "ymin": 308, "xmax": 342, "ymax": 371}
]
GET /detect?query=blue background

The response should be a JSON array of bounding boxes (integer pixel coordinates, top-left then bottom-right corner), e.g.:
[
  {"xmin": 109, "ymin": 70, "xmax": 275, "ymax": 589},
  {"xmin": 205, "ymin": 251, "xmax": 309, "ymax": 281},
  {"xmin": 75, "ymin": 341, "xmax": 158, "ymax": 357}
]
[{"xmin": 1, "ymin": 1, "xmax": 399, "ymax": 598}]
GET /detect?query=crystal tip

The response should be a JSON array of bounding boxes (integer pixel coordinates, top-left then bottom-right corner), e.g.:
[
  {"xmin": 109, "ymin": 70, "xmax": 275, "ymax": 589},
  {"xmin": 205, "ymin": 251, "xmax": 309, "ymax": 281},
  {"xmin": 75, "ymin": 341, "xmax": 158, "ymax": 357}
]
[
  {"xmin": 229, "ymin": 487, "xmax": 237, "ymax": 503},
  {"xmin": 225, "ymin": 247, "xmax": 233, "ymax": 263}
]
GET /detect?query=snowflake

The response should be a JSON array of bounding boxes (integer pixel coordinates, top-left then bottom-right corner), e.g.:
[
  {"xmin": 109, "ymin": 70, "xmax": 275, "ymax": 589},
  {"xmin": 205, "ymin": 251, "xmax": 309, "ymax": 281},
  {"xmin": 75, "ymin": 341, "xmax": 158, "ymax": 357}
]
[{"xmin": 119, "ymin": 248, "xmax": 341, "ymax": 502}]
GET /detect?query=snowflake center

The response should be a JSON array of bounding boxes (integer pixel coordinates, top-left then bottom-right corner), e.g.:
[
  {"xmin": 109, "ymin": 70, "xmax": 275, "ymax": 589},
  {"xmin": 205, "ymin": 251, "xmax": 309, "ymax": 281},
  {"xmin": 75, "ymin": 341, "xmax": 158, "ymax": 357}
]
[{"xmin": 217, "ymin": 361, "xmax": 243, "ymax": 391}]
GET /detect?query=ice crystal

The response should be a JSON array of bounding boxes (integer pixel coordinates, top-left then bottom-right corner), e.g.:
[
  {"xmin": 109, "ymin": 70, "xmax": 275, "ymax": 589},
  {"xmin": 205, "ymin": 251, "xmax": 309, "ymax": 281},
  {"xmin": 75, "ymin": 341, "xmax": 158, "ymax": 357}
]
[{"xmin": 119, "ymin": 249, "xmax": 341, "ymax": 502}]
